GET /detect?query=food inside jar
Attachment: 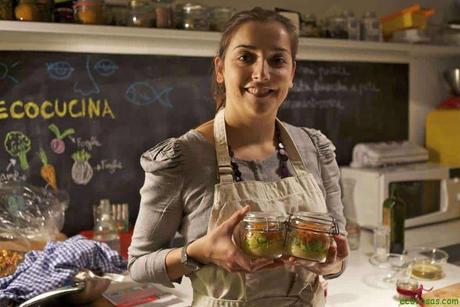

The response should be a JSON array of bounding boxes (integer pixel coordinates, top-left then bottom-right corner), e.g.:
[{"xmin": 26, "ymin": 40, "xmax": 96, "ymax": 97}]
[
  {"xmin": 241, "ymin": 229, "xmax": 285, "ymax": 259},
  {"xmin": 287, "ymin": 229, "xmax": 330, "ymax": 262}
]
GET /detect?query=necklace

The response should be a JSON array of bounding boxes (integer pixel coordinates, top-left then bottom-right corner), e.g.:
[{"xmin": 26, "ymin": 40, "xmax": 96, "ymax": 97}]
[{"xmin": 228, "ymin": 123, "xmax": 290, "ymax": 182}]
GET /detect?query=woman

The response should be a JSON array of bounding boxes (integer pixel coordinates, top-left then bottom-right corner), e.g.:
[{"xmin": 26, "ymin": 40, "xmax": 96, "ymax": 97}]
[{"xmin": 128, "ymin": 7, "xmax": 349, "ymax": 307}]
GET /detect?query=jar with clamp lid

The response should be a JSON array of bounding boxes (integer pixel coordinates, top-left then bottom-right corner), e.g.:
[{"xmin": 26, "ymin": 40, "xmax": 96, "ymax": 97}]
[
  {"xmin": 74, "ymin": 0, "xmax": 104, "ymax": 25},
  {"xmin": 286, "ymin": 212, "xmax": 338, "ymax": 263},
  {"xmin": 127, "ymin": 0, "xmax": 155, "ymax": 27},
  {"xmin": 239, "ymin": 212, "xmax": 286, "ymax": 259}
]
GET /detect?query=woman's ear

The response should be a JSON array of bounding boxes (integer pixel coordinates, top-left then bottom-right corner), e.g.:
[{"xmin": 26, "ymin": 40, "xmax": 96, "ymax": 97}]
[{"xmin": 214, "ymin": 57, "xmax": 224, "ymax": 83}]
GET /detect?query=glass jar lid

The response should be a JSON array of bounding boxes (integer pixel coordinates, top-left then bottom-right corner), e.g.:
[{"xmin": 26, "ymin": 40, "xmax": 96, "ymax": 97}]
[
  {"xmin": 182, "ymin": 2, "xmax": 206, "ymax": 14},
  {"xmin": 243, "ymin": 211, "xmax": 286, "ymax": 231},
  {"xmin": 288, "ymin": 212, "xmax": 339, "ymax": 235}
]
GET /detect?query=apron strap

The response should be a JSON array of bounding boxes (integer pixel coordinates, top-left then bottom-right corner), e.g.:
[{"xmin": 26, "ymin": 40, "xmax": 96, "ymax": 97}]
[{"xmin": 214, "ymin": 108, "xmax": 307, "ymax": 183}]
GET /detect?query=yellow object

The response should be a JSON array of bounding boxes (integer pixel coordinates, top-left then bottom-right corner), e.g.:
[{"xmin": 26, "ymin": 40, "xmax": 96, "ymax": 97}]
[
  {"xmin": 380, "ymin": 4, "xmax": 435, "ymax": 38},
  {"xmin": 426, "ymin": 109, "xmax": 460, "ymax": 167},
  {"xmin": 14, "ymin": 1, "xmax": 41, "ymax": 21}
]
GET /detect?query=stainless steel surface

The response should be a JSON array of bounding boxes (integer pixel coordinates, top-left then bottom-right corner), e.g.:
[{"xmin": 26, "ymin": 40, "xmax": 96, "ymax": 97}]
[{"xmin": 444, "ymin": 68, "xmax": 460, "ymax": 95}]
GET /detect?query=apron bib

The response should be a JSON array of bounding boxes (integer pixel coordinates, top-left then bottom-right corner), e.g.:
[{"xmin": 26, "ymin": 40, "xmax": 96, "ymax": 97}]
[{"xmin": 190, "ymin": 109, "xmax": 328, "ymax": 307}]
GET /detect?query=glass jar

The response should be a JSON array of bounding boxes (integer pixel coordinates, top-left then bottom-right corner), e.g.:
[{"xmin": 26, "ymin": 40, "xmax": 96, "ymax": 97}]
[
  {"xmin": 154, "ymin": 0, "xmax": 172, "ymax": 28},
  {"xmin": 127, "ymin": 0, "xmax": 155, "ymax": 27},
  {"xmin": 53, "ymin": 0, "xmax": 75, "ymax": 23},
  {"xmin": 239, "ymin": 212, "xmax": 286, "ymax": 259},
  {"xmin": 104, "ymin": 4, "xmax": 128, "ymax": 26},
  {"xmin": 300, "ymin": 14, "xmax": 320, "ymax": 38},
  {"xmin": 15, "ymin": 0, "xmax": 42, "ymax": 21},
  {"xmin": 74, "ymin": 0, "xmax": 105, "ymax": 25},
  {"xmin": 361, "ymin": 11, "xmax": 381, "ymax": 41},
  {"xmin": 209, "ymin": 6, "xmax": 234, "ymax": 32},
  {"xmin": 286, "ymin": 212, "xmax": 338, "ymax": 263},
  {"xmin": 0, "ymin": 0, "xmax": 14, "ymax": 20},
  {"xmin": 180, "ymin": 2, "xmax": 208, "ymax": 30}
]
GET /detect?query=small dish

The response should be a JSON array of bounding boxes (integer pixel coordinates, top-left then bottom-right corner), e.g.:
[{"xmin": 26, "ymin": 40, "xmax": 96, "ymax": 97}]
[{"xmin": 405, "ymin": 247, "xmax": 448, "ymax": 280}]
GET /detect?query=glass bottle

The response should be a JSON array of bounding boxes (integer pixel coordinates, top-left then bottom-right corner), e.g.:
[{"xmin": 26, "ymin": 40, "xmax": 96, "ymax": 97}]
[
  {"xmin": 154, "ymin": 0, "xmax": 172, "ymax": 28},
  {"xmin": 127, "ymin": 0, "xmax": 155, "ymax": 27},
  {"xmin": 93, "ymin": 199, "xmax": 120, "ymax": 253},
  {"xmin": 383, "ymin": 184, "xmax": 406, "ymax": 254},
  {"xmin": 361, "ymin": 11, "xmax": 381, "ymax": 41}
]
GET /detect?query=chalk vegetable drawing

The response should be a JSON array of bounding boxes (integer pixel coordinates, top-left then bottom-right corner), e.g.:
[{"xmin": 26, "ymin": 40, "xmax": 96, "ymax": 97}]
[
  {"xmin": 71, "ymin": 149, "xmax": 93, "ymax": 185},
  {"xmin": 4, "ymin": 131, "xmax": 31, "ymax": 171},
  {"xmin": 48, "ymin": 124, "xmax": 75, "ymax": 154},
  {"xmin": 38, "ymin": 147, "xmax": 57, "ymax": 191}
]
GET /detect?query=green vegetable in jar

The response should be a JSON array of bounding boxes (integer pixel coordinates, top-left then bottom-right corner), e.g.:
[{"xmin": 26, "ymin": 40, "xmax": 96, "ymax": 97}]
[{"xmin": 241, "ymin": 230, "xmax": 284, "ymax": 259}]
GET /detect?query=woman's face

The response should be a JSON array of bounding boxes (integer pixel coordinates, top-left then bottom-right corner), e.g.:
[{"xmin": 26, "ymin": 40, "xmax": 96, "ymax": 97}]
[{"xmin": 215, "ymin": 21, "xmax": 296, "ymax": 118}]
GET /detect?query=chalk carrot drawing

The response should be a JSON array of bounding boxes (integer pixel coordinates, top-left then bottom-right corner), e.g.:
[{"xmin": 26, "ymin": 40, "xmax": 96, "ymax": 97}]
[
  {"xmin": 38, "ymin": 147, "xmax": 57, "ymax": 191},
  {"xmin": 71, "ymin": 149, "xmax": 93, "ymax": 185},
  {"xmin": 48, "ymin": 124, "xmax": 75, "ymax": 154},
  {"xmin": 4, "ymin": 131, "xmax": 31, "ymax": 171}
]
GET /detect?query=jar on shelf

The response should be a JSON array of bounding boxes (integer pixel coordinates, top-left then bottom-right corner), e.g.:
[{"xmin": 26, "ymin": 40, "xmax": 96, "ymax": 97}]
[
  {"xmin": 209, "ymin": 6, "xmax": 235, "ymax": 32},
  {"xmin": 300, "ymin": 14, "xmax": 320, "ymax": 37},
  {"xmin": 361, "ymin": 11, "xmax": 381, "ymax": 41},
  {"xmin": 239, "ymin": 212, "xmax": 286, "ymax": 259},
  {"xmin": 0, "ymin": 0, "xmax": 14, "ymax": 20},
  {"xmin": 15, "ymin": 0, "xmax": 42, "ymax": 21},
  {"xmin": 127, "ymin": 0, "xmax": 155, "ymax": 27},
  {"xmin": 154, "ymin": 0, "xmax": 172, "ymax": 28},
  {"xmin": 179, "ymin": 2, "xmax": 208, "ymax": 31},
  {"xmin": 285, "ymin": 212, "xmax": 338, "ymax": 263},
  {"xmin": 74, "ymin": 0, "xmax": 105, "ymax": 25},
  {"xmin": 53, "ymin": 0, "xmax": 75, "ymax": 23},
  {"xmin": 105, "ymin": 4, "xmax": 128, "ymax": 26},
  {"xmin": 36, "ymin": 0, "xmax": 53, "ymax": 22}
]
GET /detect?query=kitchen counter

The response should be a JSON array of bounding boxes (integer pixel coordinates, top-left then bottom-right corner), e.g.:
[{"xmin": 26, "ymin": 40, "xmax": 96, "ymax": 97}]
[{"xmin": 151, "ymin": 218, "xmax": 460, "ymax": 307}]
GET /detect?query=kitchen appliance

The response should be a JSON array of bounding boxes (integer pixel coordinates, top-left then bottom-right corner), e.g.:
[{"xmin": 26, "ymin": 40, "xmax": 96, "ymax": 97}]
[
  {"xmin": 340, "ymin": 163, "xmax": 460, "ymax": 229},
  {"xmin": 350, "ymin": 141, "xmax": 428, "ymax": 168}
]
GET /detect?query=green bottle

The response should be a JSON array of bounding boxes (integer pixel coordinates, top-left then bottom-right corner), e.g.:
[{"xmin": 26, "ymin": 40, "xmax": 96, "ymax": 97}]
[{"xmin": 382, "ymin": 184, "xmax": 406, "ymax": 254}]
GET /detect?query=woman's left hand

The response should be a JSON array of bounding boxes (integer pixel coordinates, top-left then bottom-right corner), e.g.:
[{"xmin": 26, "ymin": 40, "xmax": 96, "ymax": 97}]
[{"xmin": 284, "ymin": 234, "xmax": 349, "ymax": 275}]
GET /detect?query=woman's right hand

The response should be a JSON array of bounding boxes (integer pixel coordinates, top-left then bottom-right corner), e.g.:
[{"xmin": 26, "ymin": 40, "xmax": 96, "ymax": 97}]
[{"xmin": 188, "ymin": 205, "xmax": 273, "ymax": 273}]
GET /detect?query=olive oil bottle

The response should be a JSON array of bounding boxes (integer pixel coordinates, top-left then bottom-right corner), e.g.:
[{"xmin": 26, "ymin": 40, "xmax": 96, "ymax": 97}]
[{"xmin": 383, "ymin": 184, "xmax": 406, "ymax": 254}]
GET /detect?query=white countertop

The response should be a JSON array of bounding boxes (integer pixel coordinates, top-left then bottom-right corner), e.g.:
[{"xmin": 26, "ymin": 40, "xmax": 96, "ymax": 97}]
[{"xmin": 113, "ymin": 219, "xmax": 460, "ymax": 306}]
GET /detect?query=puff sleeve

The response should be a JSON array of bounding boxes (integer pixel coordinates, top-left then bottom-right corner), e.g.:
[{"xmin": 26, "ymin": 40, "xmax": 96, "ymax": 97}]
[
  {"xmin": 302, "ymin": 128, "xmax": 347, "ymax": 235},
  {"xmin": 128, "ymin": 138, "xmax": 184, "ymax": 287}
]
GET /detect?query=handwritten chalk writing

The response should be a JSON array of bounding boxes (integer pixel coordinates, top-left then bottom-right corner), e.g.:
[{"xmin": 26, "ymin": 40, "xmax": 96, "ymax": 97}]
[
  {"xmin": 318, "ymin": 66, "xmax": 350, "ymax": 80},
  {"xmin": 291, "ymin": 80, "xmax": 381, "ymax": 96},
  {"xmin": 282, "ymin": 98, "xmax": 344, "ymax": 110},
  {"xmin": 74, "ymin": 136, "xmax": 102, "ymax": 151},
  {"xmin": 95, "ymin": 159, "xmax": 123, "ymax": 174},
  {"xmin": 0, "ymin": 171, "xmax": 27, "ymax": 182},
  {"xmin": 0, "ymin": 98, "xmax": 115, "ymax": 120}
]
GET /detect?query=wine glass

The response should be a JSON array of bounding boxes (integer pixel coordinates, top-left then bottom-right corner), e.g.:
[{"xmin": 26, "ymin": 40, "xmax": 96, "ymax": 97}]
[{"xmin": 365, "ymin": 253, "xmax": 411, "ymax": 289}]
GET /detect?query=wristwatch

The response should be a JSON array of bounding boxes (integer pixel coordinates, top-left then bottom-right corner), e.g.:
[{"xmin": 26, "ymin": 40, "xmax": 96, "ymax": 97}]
[{"xmin": 181, "ymin": 240, "xmax": 202, "ymax": 272}]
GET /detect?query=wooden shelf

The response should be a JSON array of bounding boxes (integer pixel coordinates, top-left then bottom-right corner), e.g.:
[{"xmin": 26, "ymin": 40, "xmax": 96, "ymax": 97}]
[{"xmin": 1, "ymin": 20, "xmax": 460, "ymax": 62}]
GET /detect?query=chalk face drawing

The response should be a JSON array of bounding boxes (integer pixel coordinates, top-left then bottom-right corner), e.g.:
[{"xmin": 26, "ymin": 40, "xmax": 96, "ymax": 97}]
[
  {"xmin": 46, "ymin": 56, "xmax": 119, "ymax": 96},
  {"xmin": 48, "ymin": 124, "xmax": 75, "ymax": 154},
  {"xmin": 46, "ymin": 61, "xmax": 75, "ymax": 80},
  {"xmin": 125, "ymin": 81, "xmax": 174, "ymax": 108},
  {"xmin": 0, "ymin": 61, "xmax": 20, "ymax": 84},
  {"xmin": 4, "ymin": 131, "xmax": 31, "ymax": 171},
  {"xmin": 71, "ymin": 149, "xmax": 93, "ymax": 185}
]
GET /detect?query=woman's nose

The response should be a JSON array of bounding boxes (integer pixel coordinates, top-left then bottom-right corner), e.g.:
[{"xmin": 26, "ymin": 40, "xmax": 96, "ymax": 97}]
[{"xmin": 251, "ymin": 59, "xmax": 270, "ymax": 81}]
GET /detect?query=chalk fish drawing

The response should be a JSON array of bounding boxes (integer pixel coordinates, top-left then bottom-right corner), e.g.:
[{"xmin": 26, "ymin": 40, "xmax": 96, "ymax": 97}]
[
  {"xmin": 125, "ymin": 81, "xmax": 174, "ymax": 108},
  {"xmin": 46, "ymin": 61, "xmax": 75, "ymax": 80},
  {"xmin": 0, "ymin": 61, "xmax": 20, "ymax": 84},
  {"xmin": 4, "ymin": 131, "xmax": 31, "ymax": 171},
  {"xmin": 48, "ymin": 124, "xmax": 75, "ymax": 154},
  {"xmin": 71, "ymin": 149, "xmax": 93, "ymax": 185}
]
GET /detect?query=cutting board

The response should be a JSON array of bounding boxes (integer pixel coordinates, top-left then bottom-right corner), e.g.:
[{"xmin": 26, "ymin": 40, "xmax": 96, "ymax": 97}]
[{"xmin": 424, "ymin": 283, "xmax": 460, "ymax": 306}]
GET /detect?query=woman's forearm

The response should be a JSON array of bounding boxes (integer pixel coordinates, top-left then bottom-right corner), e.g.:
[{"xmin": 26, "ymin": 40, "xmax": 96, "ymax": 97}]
[{"xmin": 165, "ymin": 238, "xmax": 209, "ymax": 281}]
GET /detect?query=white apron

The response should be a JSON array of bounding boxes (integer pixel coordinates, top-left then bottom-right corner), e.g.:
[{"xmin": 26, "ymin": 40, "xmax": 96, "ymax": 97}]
[{"xmin": 190, "ymin": 109, "xmax": 329, "ymax": 307}]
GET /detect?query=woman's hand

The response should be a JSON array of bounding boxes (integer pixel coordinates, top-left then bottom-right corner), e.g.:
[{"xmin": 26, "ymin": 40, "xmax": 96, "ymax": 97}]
[
  {"xmin": 284, "ymin": 234, "xmax": 349, "ymax": 276},
  {"xmin": 188, "ymin": 205, "xmax": 273, "ymax": 273}
]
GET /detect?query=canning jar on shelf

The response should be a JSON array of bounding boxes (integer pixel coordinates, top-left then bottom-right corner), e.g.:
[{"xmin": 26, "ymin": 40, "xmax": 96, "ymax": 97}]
[
  {"xmin": 74, "ymin": 0, "xmax": 105, "ymax": 25},
  {"xmin": 127, "ymin": 0, "xmax": 155, "ymax": 27},
  {"xmin": 0, "ymin": 0, "xmax": 14, "ymax": 20},
  {"xmin": 154, "ymin": 0, "xmax": 172, "ymax": 28},
  {"xmin": 179, "ymin": 2, "xmax": 208, "ymax": 30},
  {"xmin": 209, "ymin": 6, "xmax": 235, "ymax": 31},
  {"xmin": 285, "ymin": 212, "xmax": 338, "ymax": 263},
  {"xmin": 15, "ymin": 0, "xmax": 42, "ymax": 21},
  {"xmin": 239, "ymin": 211, "xmax": 286, "ymax": 259}
]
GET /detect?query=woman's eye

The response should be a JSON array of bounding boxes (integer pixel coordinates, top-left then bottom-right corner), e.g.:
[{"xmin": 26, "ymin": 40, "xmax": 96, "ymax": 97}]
[
  {"xmin": 238, "ymin": 54, "xmax": 253, "ymax": 63},
  {"xmin": 272, "ymin": 57, "xmax": 287, "ymax": 65}
]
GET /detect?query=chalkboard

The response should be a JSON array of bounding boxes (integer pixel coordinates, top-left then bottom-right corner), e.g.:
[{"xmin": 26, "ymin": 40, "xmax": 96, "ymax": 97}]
[{"xmin": 0, "ymin": 51, "xmax": 408, "ymax": 235}]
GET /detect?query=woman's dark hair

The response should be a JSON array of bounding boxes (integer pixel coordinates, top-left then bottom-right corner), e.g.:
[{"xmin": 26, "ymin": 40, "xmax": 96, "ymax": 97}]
[{"xmin": 211, "ymin": 7, "xmax": 299, "ymax": 111}]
